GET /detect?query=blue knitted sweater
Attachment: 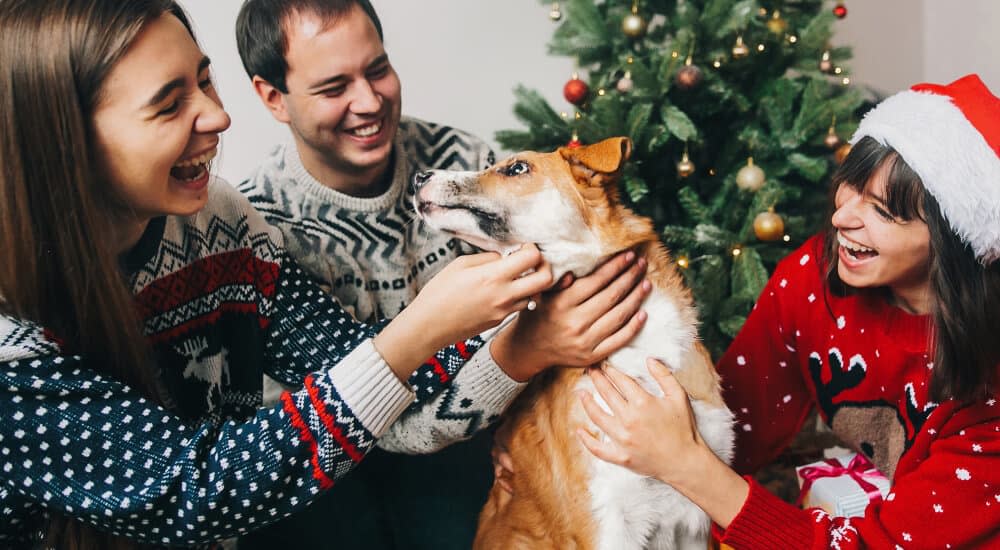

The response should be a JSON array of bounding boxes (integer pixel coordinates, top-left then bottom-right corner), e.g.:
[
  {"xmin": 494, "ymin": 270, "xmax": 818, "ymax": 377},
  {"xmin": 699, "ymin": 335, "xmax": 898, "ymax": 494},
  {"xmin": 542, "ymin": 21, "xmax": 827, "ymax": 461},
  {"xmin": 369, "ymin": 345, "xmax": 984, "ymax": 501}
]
[{"xmin": 0, "ymin": 180, "xmax": 482, "ymax": 547}]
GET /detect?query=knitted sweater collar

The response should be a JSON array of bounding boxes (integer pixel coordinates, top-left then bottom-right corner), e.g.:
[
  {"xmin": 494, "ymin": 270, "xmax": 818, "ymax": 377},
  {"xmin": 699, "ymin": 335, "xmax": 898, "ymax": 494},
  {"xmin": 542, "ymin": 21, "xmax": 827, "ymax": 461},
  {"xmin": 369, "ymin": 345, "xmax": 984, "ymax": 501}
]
[{"xmin": 283, "ymin": 136, "xmax": 409, "ymax": 213}]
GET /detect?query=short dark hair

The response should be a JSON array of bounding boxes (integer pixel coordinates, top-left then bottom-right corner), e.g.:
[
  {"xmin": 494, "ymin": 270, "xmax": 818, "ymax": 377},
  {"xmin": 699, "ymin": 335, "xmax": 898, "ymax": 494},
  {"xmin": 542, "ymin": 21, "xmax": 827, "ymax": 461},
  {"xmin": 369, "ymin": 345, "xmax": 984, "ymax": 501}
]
[
  {"xmin": 235, "ymin": 0, "xmax": 383, "ymax": 93},
  {"xmin": 821, "ymin": 136, "xmax": 1000, "ymax": 403}
]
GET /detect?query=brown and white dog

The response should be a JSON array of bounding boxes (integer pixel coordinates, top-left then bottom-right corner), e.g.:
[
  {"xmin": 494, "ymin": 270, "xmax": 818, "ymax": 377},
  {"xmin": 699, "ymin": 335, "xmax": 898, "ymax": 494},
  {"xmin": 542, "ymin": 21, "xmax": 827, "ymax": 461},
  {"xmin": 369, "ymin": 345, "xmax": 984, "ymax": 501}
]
[{"xmin": 413, "ymin": 137, "xmax": 734, "ymax": 550}]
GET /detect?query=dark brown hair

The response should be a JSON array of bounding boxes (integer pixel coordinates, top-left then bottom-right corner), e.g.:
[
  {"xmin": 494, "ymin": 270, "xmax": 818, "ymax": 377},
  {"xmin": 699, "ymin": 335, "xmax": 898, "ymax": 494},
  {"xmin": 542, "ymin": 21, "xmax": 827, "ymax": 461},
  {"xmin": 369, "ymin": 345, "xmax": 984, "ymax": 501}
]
[
  {"xmin": 0, "ymin": 1, "xmax": 193, "ymax": 547},
  {"xmin": 235, "ymin": 0, "xmax": 383, "ymax": 93},
  {"xmin": 822, "ymin": 136, "xmax": 1000, "ymax": 403}
]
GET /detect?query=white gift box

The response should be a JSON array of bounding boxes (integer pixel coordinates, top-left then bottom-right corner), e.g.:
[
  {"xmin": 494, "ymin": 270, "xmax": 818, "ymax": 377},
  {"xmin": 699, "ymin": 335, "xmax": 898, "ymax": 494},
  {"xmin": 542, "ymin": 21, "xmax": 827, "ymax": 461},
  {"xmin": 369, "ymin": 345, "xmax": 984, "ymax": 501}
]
[{"xmin": 795, "ymin": 452, "xmax": 891, "ymax": 518}]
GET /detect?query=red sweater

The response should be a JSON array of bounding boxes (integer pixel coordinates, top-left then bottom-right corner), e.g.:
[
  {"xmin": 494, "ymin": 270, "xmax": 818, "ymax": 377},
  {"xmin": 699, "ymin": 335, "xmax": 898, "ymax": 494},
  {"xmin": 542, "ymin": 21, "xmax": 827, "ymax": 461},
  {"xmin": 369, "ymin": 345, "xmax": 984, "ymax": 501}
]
[{"xmin": 716, "ymin": 236, "xmax": 1000, "ymax": 549}]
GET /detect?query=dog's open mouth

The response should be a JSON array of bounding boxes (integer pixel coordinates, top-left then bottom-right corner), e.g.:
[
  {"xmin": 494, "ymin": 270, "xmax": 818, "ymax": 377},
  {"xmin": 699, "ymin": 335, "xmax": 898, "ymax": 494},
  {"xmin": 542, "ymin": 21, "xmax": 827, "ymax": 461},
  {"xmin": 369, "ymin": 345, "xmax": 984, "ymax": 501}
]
[{"xmin": 417, "ymin": 199, "xmax": 496, "ymax": 221}]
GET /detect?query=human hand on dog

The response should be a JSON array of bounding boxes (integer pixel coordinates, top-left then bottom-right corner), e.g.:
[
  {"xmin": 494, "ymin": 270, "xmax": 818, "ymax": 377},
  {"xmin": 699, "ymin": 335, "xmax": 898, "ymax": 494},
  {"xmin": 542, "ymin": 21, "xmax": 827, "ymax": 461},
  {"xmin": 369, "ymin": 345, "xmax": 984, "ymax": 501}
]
[
  {"xmin": 490, "ymin": 250, "xmax": 651, "ymax": 382},
  {"xmin": 575, "ymin": 359, "xmax": 749, "ymax": 528},
  {"xmin": 375, "ymin": 244, "xmax": 551, "ymax": 381},
  {"xmin": 576, "ymin": 359, "xmax": 704, "ymax": 482}
]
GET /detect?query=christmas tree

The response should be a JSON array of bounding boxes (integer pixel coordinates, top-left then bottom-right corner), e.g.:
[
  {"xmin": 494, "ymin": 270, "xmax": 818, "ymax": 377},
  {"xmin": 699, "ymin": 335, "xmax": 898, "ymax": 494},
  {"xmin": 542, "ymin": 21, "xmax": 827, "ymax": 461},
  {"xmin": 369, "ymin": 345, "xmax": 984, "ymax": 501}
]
[{"xmin": 500, "ymin": 0, "xmax": 864, "ymax": 357}]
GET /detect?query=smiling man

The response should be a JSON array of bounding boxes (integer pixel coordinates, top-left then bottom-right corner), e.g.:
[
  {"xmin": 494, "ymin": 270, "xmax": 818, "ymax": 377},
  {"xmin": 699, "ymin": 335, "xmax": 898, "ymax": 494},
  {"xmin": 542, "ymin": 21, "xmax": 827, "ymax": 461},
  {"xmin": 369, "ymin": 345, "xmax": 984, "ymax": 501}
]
[
  {"xmin": 234, "ymin": 1, "xmax": 509, "ymax": 547},
  {"xmin": 233, "ymin": 1, "xmax": 654, "ymax": 549}
]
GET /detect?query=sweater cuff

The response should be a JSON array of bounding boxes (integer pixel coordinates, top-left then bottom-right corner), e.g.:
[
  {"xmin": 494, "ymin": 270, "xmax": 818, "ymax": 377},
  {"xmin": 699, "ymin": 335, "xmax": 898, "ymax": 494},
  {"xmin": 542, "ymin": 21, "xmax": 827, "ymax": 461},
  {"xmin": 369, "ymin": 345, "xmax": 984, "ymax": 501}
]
[
  {"xmin": 718, "ymin": 476, "xmax": 815, "ymax": 548},
  {"xmin": 326, "ymin": 339, "xmax": 415, "ymax": 438},
  {"xmin": 463, "ymin": 339, "xmax": 528, "ymax": 414}
]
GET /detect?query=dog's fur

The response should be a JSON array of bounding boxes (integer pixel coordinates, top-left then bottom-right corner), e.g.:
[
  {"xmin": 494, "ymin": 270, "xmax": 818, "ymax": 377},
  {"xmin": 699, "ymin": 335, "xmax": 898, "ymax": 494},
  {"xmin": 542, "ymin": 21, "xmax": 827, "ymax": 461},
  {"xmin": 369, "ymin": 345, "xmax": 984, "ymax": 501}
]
[{"xmin": 413, "ymin": 138, "xmax": 734, "ymax": 550}]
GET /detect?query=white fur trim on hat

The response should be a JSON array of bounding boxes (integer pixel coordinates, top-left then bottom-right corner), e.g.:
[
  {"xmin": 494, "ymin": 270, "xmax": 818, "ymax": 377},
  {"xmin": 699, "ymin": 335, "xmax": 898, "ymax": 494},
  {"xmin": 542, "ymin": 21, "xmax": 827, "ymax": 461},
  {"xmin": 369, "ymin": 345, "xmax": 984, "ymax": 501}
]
[{"xmin": 850, "ymin": 90, "xmax": 1000, "ymax": 263}]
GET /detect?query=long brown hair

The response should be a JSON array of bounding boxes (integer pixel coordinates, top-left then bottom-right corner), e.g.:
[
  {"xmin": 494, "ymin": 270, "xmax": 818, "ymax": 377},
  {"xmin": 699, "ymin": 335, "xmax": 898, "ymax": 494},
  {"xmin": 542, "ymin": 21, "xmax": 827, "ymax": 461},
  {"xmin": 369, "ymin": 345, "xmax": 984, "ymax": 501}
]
[
  {"xmin": 822, "ymin": 136, "xmax": 1000, "ymax": 403},
  {"xmin": 0, "ymin": 1, "xmax": 192, "ymax": 548}
]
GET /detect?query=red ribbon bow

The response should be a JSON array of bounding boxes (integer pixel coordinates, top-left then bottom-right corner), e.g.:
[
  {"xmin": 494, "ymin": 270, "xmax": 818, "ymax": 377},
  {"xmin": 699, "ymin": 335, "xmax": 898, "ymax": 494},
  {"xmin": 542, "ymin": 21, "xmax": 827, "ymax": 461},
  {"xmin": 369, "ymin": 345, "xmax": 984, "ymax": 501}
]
[{"xmin": 796, "ymin": 453, "xmax": 885, "ymax": 508}]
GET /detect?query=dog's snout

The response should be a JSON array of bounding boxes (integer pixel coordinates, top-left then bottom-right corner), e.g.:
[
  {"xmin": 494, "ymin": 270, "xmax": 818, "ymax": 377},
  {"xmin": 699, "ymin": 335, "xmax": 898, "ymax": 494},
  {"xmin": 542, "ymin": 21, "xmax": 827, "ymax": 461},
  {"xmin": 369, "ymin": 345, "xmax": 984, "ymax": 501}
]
[{"xmin": 414, "ymin": 170, "xmax": 434, "ymax": 188}]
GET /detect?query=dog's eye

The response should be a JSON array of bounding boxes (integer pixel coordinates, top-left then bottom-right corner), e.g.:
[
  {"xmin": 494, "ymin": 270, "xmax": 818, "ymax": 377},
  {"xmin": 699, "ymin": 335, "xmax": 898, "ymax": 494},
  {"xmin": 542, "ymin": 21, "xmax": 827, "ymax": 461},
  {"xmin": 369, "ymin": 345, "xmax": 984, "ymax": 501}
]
[{"xmin": 500, "ymin": 161, "xmax": 530, "ymax": 177}]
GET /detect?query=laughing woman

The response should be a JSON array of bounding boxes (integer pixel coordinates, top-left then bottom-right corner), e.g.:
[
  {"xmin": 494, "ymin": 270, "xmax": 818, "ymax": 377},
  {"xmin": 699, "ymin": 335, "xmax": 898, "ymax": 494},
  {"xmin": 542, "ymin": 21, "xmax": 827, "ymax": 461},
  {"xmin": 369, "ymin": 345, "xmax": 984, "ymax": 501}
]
[
  {"xmin": 0, "ymin": 1, "xmax": 564, "ymax": 548},
  {"xmin": 577, "ymin": 75, "xmax": 1000, "ymax": 548}
]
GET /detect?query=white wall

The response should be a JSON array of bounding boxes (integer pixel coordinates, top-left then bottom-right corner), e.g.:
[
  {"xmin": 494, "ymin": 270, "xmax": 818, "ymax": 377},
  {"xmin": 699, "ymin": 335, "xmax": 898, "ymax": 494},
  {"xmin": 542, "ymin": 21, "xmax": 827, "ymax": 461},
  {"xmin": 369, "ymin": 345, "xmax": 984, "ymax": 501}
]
[
  {"xmin": 178, "ymin": 0, "xmax": 1000, "ymax": 186},
  {"xmin": 923, "ymin": 0, "xmax": 1000, "ymax": 89},
  {"xmin": 835, "ymin": 0, "xmax": 1000, "ymax": 97},
  {"xmin": 832, "ymin": 0, "xmax": 925, "ymax": 95}
]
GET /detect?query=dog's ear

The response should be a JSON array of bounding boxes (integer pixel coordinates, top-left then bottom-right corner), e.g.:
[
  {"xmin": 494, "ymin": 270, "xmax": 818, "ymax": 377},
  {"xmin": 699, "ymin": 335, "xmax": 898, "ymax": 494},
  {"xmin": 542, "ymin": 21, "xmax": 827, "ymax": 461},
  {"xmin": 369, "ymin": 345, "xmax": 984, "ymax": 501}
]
[{"xmin": 559, "ymin": 137, "xmax": 632, "ymax": 187}]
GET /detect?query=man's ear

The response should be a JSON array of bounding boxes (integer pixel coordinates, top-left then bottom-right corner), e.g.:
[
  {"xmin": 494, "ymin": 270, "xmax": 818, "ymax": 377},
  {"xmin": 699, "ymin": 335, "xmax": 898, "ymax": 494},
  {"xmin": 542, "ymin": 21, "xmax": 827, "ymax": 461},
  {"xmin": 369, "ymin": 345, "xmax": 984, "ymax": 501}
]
[
  {"xmin": 558, "ymin": 137, "xmax": 632, "ymax": 187},
  {"xmin": 252, "ymin": 75, "xmax": 291, "ymax": 124}
]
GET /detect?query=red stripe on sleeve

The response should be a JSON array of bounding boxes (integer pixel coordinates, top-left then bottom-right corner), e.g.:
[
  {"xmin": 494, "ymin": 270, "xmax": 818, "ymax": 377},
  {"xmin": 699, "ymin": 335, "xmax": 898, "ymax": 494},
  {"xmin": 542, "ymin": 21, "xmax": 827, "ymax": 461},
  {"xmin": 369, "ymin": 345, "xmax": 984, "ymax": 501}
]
[
  {"xmin": 304, "ymin": 375, "xmax": 364, "ymax": 463},
  {"xmin": 280, "ymin": 389, "xmax": 334, "ymax": 490},
  {"xmin": 427, "ymin": 356, "xmax": 451, "ymax": 384}
]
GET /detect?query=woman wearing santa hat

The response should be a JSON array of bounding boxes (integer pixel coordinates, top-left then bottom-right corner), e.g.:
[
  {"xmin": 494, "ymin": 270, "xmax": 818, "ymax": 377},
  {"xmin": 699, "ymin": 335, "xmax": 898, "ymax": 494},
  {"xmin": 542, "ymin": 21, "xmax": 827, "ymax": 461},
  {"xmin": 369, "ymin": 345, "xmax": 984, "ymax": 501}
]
[{"xmin": 576, "ymin": 74, "xmax": 1000, "ymax": 548}]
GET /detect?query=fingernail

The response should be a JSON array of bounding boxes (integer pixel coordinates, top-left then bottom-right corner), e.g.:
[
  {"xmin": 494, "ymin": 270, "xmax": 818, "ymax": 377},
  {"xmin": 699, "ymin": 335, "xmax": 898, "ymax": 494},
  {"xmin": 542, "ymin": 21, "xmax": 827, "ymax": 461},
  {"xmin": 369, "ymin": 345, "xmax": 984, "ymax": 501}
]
[
  {"xmin": 642, "ymin": 279, "xmax": 652, "ymax": 292},
  {"xmin": 646, "ymin": 357, "xmax": 667, "ymax": 370},
  {"xmin": 636, "ymin": 257, "xmax": 646, "ymax": 269},
  {"xmin": 625, "ymin": 251, "xmax": 636, "ymax": 263}
]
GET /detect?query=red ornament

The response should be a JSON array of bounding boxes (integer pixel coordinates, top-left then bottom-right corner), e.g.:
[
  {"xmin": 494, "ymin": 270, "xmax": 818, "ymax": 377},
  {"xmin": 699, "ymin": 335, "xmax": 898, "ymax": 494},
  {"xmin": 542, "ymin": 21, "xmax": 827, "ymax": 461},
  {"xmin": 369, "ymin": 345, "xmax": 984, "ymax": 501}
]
[
  {"xmin": 563, "ymin": 77, "xmax": 589, "ymax": 106},
  {"xmin": 833, "ymin": 2, "xmax": 847, "ymax": 18},
  {"xmin": 567, "ymin": 136, "xmax": 582, "ymax": 149}
]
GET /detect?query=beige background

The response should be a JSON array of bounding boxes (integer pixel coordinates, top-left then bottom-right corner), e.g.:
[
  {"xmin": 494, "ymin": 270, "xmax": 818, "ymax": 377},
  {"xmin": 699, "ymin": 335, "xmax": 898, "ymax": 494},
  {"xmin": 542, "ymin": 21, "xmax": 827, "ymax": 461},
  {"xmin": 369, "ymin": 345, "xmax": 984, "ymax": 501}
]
[{"xmin": 177, "ymin": 0, "xmax": 1000, "ymax": 185}]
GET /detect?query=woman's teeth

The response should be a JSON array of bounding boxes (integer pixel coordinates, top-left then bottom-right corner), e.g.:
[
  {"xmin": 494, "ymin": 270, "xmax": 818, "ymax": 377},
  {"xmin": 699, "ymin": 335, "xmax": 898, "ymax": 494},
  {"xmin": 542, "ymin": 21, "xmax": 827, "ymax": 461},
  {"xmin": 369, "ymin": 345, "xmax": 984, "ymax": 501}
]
[
  {"xmin": 171, "ymin": 149, "xmax": 217, "ymax": 181},
  {"xmin": 351, "ymin": 122, "xmax": 381, "ymax": 137},
  {"xmin": 838, "ymin": 233, "xmax": 878, "ymax": 258}
]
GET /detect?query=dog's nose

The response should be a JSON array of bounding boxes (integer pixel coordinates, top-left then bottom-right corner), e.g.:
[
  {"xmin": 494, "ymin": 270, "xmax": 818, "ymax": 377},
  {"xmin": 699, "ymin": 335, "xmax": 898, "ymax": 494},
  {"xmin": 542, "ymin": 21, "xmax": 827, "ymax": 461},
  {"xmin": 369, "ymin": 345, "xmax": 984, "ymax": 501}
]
[{"xmin": 413, "ymin": 170, "xmax": 433, "ymax": 188}]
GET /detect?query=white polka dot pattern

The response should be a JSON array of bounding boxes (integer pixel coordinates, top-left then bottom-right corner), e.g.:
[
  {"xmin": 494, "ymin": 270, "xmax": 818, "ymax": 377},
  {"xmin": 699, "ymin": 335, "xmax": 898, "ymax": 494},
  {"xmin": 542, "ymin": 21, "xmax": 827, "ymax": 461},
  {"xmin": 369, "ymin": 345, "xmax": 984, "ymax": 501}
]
[{"xmin": 0, "ymin": 184, "xmax": 483, "ymax": 546}]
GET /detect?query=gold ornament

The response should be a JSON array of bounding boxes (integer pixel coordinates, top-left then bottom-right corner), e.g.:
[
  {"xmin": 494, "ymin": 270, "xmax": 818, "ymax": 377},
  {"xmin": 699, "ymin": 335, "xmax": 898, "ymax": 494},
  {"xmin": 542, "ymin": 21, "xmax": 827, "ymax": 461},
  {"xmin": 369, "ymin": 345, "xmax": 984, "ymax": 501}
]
[
  {"xmin": 677, "ymin": 151, "xmax": 695, "ymax": 178},
  {"xmin": 824, "ymin": 118, "xmax": 842, "ymax": 149},
  {"xmin": 622, "ymin": 3, "xmax": 648, "ymax": 39},
  {"xmin": 616, "ymin": 70, "xmax": 634, "ymax": 93},
  {"xmin": 819, "ymin": 50, "xmax": 833, "ymax": 73},
  {"xmin": 735, "ymin": 157, "xmax": 766, "ymax": 191},
  {"xmin": 754, "ymin": 208, "xmax": 785, "ymax": 241},
  {"xmin": 834, "ymin": 142, "xmax": 852, "ymax": 164},
  {"xmin": 766, "ymin": 10, "xmax": 788, "ymax": 34},
  {"xmin": 549, "ymin": 2, "xmax": 562, "ymax": 21},
  {"xmin": 731, "ymin": 35, "xmax": 750, "ymax": 59}
]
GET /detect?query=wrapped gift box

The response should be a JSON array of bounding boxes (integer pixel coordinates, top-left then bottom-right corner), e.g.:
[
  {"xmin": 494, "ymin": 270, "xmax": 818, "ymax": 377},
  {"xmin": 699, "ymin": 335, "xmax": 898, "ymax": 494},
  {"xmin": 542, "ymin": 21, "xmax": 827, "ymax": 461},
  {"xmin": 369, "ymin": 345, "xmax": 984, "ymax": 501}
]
[{"xmin": 795, "ymin": 452, "xmax": 891, "ymax": 517}]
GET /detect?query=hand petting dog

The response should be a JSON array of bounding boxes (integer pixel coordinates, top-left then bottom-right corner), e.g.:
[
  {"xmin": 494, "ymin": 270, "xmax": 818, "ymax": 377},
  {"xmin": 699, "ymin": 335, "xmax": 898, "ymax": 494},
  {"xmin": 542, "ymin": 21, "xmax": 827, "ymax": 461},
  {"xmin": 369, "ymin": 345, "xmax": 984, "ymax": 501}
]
[
  {"xmin": 577, "ymin": 359, "xmax": 703, "ymax": 481},
  {"xmin": 490, "ymin": 250, "xmax": 651, "ymax": 382},
  {"xmin": 377, "ymin": 244, "xmax": 551, "ymax": 375},
  {"xmin": 578, "ymin": 359, "xmax": 750, "ymax": 529}
]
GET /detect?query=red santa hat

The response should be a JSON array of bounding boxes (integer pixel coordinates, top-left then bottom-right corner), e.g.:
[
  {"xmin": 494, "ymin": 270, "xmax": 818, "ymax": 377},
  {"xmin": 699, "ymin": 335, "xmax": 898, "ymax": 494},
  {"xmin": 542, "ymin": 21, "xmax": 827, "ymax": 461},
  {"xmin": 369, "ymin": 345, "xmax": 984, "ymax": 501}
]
[{"xmin": 850, "ymin": 74, "xmax": 1000, "ymax": 264}]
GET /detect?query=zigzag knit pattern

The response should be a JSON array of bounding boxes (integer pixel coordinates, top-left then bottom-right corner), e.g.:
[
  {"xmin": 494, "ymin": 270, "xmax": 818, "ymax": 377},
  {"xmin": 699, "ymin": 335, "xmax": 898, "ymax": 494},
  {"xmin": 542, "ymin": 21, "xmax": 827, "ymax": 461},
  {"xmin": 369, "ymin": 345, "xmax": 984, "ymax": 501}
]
[
  {"xmin": 239, "ymin": 117, "xmax": 524, "ymax": 454},
  {"xmin": 239, "ymin": 117, "xmax": 495, "ymax": 323}
]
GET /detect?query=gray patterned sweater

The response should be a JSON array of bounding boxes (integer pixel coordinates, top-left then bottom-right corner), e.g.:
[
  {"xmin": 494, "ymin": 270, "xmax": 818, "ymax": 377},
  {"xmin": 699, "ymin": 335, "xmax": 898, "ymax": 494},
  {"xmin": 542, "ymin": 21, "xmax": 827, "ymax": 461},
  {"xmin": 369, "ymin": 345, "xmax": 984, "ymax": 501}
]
[{"xmin": 239, "ymin": 117, "xmax": 525, "ymax": 453}]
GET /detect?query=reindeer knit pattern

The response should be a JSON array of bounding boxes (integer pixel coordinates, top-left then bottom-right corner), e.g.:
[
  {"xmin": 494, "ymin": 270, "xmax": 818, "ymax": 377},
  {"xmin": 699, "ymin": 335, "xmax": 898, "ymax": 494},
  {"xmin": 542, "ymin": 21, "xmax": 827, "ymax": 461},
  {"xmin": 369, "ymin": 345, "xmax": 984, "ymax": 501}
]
[
  {"xmin": 715, "ymin": 236, "xmax": 1000, "ymax": 548},
  {"xmin": 0, "ymin": 181, "xmax": 484, "ymax": 547}
]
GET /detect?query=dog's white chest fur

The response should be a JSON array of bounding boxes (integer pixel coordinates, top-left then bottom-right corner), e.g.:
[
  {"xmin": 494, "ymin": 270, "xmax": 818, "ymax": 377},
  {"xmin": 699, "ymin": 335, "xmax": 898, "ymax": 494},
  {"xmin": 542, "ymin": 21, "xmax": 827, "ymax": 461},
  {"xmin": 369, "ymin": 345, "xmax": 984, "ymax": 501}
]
[{"xmin": 578, "ymin": 289, "xmax": 735, "ymax": 550}]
